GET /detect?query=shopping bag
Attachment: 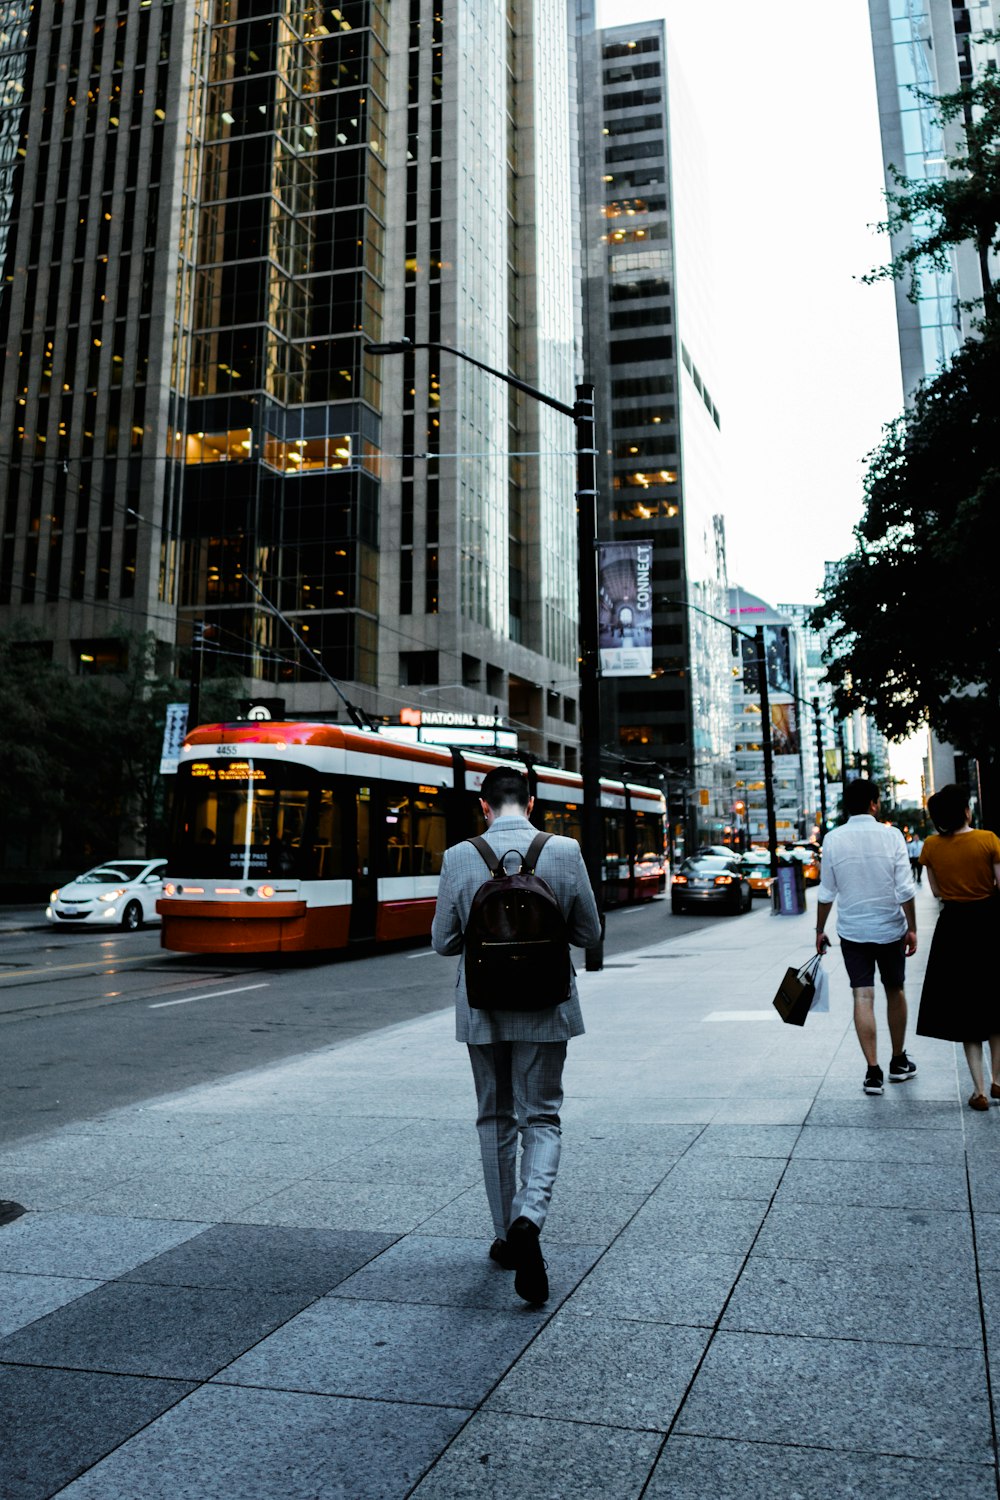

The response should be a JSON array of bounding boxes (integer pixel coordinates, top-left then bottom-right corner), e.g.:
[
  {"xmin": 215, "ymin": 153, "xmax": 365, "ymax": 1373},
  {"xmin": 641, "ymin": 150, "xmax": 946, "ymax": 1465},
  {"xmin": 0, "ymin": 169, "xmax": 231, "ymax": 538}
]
[
  {"xmin": 809, "ymin": 962, "xmax": 829, "ymax": 1014},
  {"xmin": 773, "ymin": 954, "xmax": 822, "ymax": 1027}
]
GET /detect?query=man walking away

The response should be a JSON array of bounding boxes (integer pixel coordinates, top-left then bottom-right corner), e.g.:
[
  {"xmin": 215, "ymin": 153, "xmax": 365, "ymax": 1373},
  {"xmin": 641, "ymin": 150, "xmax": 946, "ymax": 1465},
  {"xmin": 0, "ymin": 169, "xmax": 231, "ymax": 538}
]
[
  {"xmin": 814, "ymin": 779, "xmax": 918, "ymax": 1095},
  {"xmin": 432, "ymin": 767, "xmax": 602, "ymax": 1305},
  {"xmin": 909, "ymin": 834, "xmax": 924, "ymax": 884}
]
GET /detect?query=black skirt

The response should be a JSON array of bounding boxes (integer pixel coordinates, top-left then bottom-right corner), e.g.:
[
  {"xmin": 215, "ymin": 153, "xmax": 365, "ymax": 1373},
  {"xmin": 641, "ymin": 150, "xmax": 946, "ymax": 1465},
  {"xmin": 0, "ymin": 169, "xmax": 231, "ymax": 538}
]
[{"xmin": 916, "ymin": 894, "xmax": 1000, "ymax": 1043}]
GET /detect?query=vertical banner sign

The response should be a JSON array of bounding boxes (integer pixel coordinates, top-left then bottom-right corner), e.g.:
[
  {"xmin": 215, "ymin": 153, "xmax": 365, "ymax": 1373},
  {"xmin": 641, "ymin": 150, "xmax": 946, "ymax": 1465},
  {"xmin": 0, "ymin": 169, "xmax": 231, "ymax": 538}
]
[
  {"xmin": 771, "ymin": 703, "xmax": 798, "ymax": 755},
  {"xmin": 598, "ymin": 540, "xmax": 653, "ymax": 677},
  {"xmin": 159, "ymin": 702, "xmax": 190, "ymax": 775},
  {"xmin": 825, "ymin": 748, "xmax": 842, "ymax": 781}
]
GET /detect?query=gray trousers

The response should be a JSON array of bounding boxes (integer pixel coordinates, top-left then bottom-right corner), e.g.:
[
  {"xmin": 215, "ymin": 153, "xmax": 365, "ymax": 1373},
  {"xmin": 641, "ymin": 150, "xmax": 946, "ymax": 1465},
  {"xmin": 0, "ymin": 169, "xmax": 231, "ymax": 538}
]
[{"xmin": 467, "ymin": 1040, "xmax": 567, "ymax": 1239}]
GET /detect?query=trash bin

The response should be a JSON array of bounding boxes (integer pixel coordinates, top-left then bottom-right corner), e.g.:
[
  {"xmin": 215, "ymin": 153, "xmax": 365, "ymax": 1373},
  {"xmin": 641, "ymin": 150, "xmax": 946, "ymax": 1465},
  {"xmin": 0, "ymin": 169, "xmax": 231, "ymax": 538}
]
[{"xmin": 773, "ymin": 860, "xmax": 806, "ymax": 916}]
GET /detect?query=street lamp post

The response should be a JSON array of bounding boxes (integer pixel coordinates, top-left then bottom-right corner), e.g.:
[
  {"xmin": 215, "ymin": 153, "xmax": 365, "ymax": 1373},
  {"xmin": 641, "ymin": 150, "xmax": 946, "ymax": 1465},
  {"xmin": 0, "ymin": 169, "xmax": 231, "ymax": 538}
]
[{"xmin": 366, "ymin": 338, "xmax": 604, "ymax": 969}]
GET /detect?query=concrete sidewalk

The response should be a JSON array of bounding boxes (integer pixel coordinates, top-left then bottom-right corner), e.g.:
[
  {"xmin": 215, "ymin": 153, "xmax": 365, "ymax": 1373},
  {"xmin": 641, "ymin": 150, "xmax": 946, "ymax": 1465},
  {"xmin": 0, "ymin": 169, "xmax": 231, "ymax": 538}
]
[{"xmin": 2, "ymin": 885, "xmax": 998, "ymax": 1499}]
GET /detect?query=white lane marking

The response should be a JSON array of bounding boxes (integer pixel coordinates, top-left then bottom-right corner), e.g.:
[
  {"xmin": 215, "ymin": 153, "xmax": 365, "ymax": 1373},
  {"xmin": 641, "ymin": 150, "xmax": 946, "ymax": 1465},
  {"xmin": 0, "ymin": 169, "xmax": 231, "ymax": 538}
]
[
  {"xmin": 703, "ymin": 1010, "xmax": 776, "ymax": 1022},
  {"xmin": 408, "ymin": 949, "xmax": 437, "ymax": 958},
  {"xmin": 149, "ymin": 983, "xmax": 270, "ymax": 1009}
]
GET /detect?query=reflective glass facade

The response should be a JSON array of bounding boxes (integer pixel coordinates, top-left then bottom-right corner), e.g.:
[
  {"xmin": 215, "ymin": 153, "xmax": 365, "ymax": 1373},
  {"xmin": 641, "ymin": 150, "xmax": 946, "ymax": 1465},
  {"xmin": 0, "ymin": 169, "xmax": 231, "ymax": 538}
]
[{"xmin": 868, "ymin": 0, "xmax": 1000, "ymax": 392}]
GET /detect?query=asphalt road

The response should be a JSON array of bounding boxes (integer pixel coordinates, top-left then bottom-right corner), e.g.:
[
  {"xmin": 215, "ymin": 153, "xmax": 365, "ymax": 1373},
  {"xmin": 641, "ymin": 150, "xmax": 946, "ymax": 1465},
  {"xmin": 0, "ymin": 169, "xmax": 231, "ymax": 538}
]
[{"xmin": 0, "ymin": 898, "xmax": 770, "ymax": 1147}]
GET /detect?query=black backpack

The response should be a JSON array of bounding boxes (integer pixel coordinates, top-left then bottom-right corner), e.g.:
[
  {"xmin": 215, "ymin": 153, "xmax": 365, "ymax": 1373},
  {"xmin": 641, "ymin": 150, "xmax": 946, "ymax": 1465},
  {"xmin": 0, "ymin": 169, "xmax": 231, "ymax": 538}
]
[{"xmin": 464, "ymin": 832, "xmax": 571, "ymax": 1011}]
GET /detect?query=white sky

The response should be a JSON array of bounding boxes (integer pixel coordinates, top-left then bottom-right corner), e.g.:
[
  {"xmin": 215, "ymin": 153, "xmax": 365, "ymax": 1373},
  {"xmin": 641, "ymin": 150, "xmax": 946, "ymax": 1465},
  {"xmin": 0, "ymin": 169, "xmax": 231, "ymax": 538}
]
[{"xmin": 594, "ymin": 0, "xmax": 927, "ymax": 793}]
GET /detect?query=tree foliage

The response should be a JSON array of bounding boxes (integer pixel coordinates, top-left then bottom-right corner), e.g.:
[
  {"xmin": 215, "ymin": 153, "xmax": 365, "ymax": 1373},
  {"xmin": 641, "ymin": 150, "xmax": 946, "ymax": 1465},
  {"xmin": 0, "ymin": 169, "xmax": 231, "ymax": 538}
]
[
  {"xmin": 813, "ymin": 322, "xmax": 1000, "ymax": 796},
  {"xmin": 0, "ymin": 631, "xmax": 240, "ymax": 868},
  {"xmin": 864, "ymin": 54, "xmax": 1000, "ymax": 313}
]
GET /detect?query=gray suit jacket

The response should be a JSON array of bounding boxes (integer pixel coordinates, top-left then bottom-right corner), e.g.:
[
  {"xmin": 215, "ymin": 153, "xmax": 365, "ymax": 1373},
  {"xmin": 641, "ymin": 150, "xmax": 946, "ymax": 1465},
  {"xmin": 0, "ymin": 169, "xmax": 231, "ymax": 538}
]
[{"xmin": 431, "ymin": 814, "xmax": 603, "ymax": 1044}]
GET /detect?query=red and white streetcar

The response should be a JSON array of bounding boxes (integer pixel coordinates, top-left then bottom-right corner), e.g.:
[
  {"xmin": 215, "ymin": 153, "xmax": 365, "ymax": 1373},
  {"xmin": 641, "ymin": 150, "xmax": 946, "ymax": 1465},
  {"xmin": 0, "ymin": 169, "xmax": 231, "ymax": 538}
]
[{"xmin": 158, "ymin": 720, "xmax": 667, "ymax": 954}]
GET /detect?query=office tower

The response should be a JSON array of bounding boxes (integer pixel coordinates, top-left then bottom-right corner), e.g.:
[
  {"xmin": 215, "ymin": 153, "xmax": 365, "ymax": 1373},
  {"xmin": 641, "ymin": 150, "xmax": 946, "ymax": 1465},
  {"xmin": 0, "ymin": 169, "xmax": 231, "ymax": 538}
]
[
  {"xmin": 378, "ymin": 0, "xmax": 581, "ymax": 763},
  {"xmin": 867, "ymin": 0, "xmax": 998, "ymax": 793},
  {"xmin": 579, "ymin": 16, "xmax": 732, "ymax": 849},
  {"xmin": 0, "ymin": 0, "xmax": 584, "ymax": 766},
  {"xmin": 868, "ymin": 0, "xmax": 1000, "ymax": 393}
]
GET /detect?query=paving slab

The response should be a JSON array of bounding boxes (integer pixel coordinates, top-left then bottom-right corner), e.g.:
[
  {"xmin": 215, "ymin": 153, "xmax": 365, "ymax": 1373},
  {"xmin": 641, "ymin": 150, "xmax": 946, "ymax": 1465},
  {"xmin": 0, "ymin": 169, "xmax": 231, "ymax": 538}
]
[
  {"xmin": 974, "ymin": 1213, "xmax": 1000, "ymax": 1270},
  {"xmin": 676, "ymin": 1330, "xmax": 995, "ymax": 1463},
  {"xmin": 52, "ymin": 1384, "xmax": 468, "ymax": 1500},
  {"xmin": 117, "ymin": 1223, "xmax": 397, "ymax": 1294},
  {"xmin": 565, "ymin": 1245, "xmax": 746, "ymax": 1328},
  {"xmin": 216, "ymin": 1297, "xmax": 540, "ymax": 1407},
  {"xmin": 223, "ymin": 1177, "xmax": 459, "ymax": 1232},
  {"xmin": 645, "ymin": 1435, "xmax": 998, "ymax": 1500},
  {"xmin": 773, "ymin": 1155, "xmax": 969, "ymax": 1211},
  {"xmin": 624, "ymin": 1195, "xmax": 770, "ymax": 1256},
  {"xmin": 0, "ymin": 1364, "xmax": 195, "ymax": 1500},
  {"xmin": 0, "ymin": 1212, "xmax": 203, "ymax": 1279},
  {"xmin": 793, "ymin": 1124, "xmax": 967, "ymax": 1164},
  {"xmin": 326, "ymin": 1232, "xmax": 602, "ymax": 1312},
  {"xmin": 721, "ymin": 1253, "xmax": 983, "ymax": 1346},
  {"xmin": 656, "ymin": 1154, "xmax": 787, "ymax": 1201},
  {"xmin": 0, "ymin": 1280, "xmax": 311, "ymax": 1380},
  {"xmin": 752, "ymin": 1199, "xmax": 975, "ymax": 1271},
  {"xmin": 681, "ymin": 1124, "xmax": 801, "ymax": 1158},
  {"xmin": 0, "ymin": 1271, "xmax": 103, "ymax": 1338},
  {"xmin": 485, "ymin": 1313, "xmax": 709, "ymax": 1431},
  {"xmin": 408, "ymin": 1411, "xmax": 662, "ymax": 1499}
]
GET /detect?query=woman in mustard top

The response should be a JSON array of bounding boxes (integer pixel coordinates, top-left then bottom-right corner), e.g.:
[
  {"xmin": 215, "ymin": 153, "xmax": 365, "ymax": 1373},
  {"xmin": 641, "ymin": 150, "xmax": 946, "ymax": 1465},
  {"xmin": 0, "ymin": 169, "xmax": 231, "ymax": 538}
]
[{"xmin": 916, "ymin": 784, "xmax": 1000, "ymax": 1110}]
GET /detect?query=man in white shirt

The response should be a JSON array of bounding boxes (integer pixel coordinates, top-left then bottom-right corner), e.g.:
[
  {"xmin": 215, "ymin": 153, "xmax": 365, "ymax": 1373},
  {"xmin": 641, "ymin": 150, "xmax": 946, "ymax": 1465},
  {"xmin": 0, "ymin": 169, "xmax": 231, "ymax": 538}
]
[
  {"xmin": 908, "ymin": 834, "xmax": 924, "ymax": 884},
  {"xmin": 815, "ymin": 779, "xmax": 918, "ymax": 1095}
]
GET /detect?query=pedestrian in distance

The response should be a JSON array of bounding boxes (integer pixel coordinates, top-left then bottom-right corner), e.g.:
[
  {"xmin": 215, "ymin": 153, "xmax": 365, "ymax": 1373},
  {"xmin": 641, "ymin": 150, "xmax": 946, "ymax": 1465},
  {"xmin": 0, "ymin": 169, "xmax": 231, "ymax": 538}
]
[
  {"xmin": 814, "ymin": 778, "xmax": 918, "ymax": 1096},
  {"xmin": 909, "ymin": 833, "xmax": 924, "ymax": 884},
  {"xmin": 431, "ymin": 767, "xmax": 602, "ymax": 1306},
  {"xmin": 915, "ymin": 784, "xmax": 1000, "ymax": 1112}
]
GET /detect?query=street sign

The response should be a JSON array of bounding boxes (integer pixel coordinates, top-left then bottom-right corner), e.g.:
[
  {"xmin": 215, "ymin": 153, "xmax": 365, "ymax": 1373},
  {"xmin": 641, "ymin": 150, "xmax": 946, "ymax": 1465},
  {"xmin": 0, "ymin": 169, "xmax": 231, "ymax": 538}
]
[{"xmin": 159, "ymin": 702, "xmax": 189, "ymax": 775}]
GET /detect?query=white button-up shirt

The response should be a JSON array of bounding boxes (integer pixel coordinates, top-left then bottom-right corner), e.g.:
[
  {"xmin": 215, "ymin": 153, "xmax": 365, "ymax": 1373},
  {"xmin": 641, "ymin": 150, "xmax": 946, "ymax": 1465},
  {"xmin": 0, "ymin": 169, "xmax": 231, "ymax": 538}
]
[{"xmin": 816, "ymin": 815, "xmax": 916, "ymax": 943}]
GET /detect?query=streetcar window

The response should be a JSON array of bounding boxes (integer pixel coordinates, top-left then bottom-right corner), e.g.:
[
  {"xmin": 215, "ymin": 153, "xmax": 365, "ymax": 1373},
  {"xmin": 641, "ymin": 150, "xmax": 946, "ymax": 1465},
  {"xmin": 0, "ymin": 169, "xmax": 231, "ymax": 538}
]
[
  {"xmin": 633, "ymin": 811, "xmax": 664, "ymax": 860},
  {"xmin": 307, "ymin": 788, "xmax": 347, "ymax": 880},
  {"xmin": 382, "ymin": 793, "xmax": 414, "ymax": 876},
  {"xmin": 414, "ymin": 794, "xmax": 447, "ymax": 875},
  {"xmin": 541, "ymin": 806, "xmax": 582, "ymax": 843}
]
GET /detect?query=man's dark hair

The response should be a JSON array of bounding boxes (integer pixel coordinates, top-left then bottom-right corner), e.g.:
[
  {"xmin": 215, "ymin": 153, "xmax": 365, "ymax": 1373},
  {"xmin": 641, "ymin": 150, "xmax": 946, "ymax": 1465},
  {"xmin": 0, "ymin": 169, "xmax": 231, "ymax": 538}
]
[
  {"xmin": 926, "ymin": 783, "xmax": 969, "ymax": 836},
  {"xmin": 843, "ymin": 778, "xmax": 880, "ymax": 816},
  {"xmin": 480, "ymin": 767, "xmax": 530, "ymax": 811}
]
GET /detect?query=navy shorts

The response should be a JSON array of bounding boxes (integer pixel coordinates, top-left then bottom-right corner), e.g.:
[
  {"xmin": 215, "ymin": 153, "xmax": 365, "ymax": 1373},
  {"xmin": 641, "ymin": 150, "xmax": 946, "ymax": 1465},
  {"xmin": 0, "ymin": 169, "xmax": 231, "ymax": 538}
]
[{"xmin": 840, "ymin": 936, "xmax": 907, "ymax": 991}]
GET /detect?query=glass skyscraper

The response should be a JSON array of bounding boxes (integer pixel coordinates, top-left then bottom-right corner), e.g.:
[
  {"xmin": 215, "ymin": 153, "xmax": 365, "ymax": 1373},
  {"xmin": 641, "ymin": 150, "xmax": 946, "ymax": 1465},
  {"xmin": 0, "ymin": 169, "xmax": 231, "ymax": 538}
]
[
  {"xmin": 0, "ymin": 0, "xmax": 585, "ymax": 767},
  {"xmin": 579, "ymin": 15, "xmax": 732, "ymax": 850}
]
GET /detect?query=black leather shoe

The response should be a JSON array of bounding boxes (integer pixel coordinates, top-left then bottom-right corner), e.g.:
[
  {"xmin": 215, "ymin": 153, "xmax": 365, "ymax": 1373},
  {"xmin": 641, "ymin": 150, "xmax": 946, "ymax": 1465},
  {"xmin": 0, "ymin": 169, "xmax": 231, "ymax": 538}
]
[
  {"xmin": 489, "ymin": 1237, "xmax": 517, "ymax": 1270},
  {"xmin": 507, "ymin": 1216, "xmax": 548, "ymax": 1305}
]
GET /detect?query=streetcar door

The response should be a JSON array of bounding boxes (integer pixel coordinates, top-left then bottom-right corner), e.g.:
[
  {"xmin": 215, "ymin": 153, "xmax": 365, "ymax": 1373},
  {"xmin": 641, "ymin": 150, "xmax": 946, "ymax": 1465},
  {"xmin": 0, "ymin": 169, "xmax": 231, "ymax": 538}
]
[{"xmin": 350, "ymin": 785, "xmax": 378, "ymax": 941}]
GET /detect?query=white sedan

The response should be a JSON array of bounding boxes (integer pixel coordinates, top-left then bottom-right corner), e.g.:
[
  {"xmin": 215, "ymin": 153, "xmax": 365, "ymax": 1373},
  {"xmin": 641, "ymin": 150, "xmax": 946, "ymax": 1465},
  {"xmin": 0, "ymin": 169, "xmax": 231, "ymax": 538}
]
[{"xmin": 46, "ymin": 859, "xmax": 167, "ymax": 931}]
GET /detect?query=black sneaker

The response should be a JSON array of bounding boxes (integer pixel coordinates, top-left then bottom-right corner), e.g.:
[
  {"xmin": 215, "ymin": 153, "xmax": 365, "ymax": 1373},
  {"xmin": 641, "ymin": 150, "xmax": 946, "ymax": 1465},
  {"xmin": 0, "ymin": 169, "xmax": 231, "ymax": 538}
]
[
  {"xmin": 863, "ymin": 1066, "xmax": 884, "ymax": 1095},
  {"xmin": 889, "ymin": 1052, "xmax": 917, "ymax": 1082}
]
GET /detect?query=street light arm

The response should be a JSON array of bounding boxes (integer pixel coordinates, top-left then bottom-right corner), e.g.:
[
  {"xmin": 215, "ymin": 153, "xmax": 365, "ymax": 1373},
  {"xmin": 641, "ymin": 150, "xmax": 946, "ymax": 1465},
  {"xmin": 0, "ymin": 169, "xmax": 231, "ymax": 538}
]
[{"xmin": 366, "ymin": 338, "xmax": 577, "ymax": 419}]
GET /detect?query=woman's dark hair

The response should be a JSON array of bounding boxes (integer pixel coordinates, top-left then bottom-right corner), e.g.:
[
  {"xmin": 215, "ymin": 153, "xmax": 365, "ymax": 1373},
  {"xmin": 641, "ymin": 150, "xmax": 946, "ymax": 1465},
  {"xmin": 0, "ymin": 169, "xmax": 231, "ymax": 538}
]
[{"xmin": 926, "ymin": 783, "xmax": 970, "ymax": 836}]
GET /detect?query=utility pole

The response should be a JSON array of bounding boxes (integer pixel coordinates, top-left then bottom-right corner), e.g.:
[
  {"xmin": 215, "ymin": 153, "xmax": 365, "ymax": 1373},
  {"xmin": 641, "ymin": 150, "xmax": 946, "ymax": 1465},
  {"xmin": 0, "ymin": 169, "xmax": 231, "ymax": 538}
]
[
  {"xmin": 367, "ymin": 339, "xmax": 604, "ymax": 968},
  {"xmin": 813, "ymin": 695, "xmax": 828, "ymax": 844},
  {"xmin": 756, "ymin": 625, "xmax": 780, "ymax": 881},
  {"xmin": 189, "ymin": 620, "xmax": 205, "ymax": 730}
]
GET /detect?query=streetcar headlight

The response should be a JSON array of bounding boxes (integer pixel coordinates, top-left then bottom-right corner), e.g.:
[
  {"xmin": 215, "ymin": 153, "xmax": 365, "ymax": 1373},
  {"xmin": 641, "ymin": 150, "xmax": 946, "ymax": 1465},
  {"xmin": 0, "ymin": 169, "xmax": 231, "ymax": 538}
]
[
  {"xmin": 99, "ymin": 888, "xmax": 126, "ymax": 902},
  {"xmin": 164, "ymin": 882, "xmax": 176, "ymax": 896},
  {"xmin": 257, "ymin": 885, "xmax": 275, "ymax": 898}
]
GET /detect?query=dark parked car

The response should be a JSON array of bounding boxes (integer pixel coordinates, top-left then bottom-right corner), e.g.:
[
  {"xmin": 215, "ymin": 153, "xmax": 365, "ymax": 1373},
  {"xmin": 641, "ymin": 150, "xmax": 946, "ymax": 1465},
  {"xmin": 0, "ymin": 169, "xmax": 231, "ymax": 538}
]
[{"xmin": 671, "ymin": 855, "xmax": 752, "ymax": 916}]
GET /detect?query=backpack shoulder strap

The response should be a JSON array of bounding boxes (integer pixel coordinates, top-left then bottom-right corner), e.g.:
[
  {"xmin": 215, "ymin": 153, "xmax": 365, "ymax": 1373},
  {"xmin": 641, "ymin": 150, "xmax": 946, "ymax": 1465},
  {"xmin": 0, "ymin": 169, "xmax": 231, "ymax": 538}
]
[
  {"xmin": 522, "ymin": 831, "xmax": 552, "ymax": 875},
  {"xmin": 467, "ymin": 835, "xmax": 501, "ymax": 875}
]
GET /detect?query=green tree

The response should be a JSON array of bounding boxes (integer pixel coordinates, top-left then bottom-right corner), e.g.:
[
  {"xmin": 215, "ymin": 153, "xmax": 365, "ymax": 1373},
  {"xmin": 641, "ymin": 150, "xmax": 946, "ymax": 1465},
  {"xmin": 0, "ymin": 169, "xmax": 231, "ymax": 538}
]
[
  {"xmin": 864, "ymin": 52, "xmax": 1000, "ymax": 317},
  {"xmin": 0, "ymin": 629, "xmax": 242, "ymax": 869},
  {"xmin": 814, "ymin": 322, "xmax": 1000, "ymax": 828}
]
